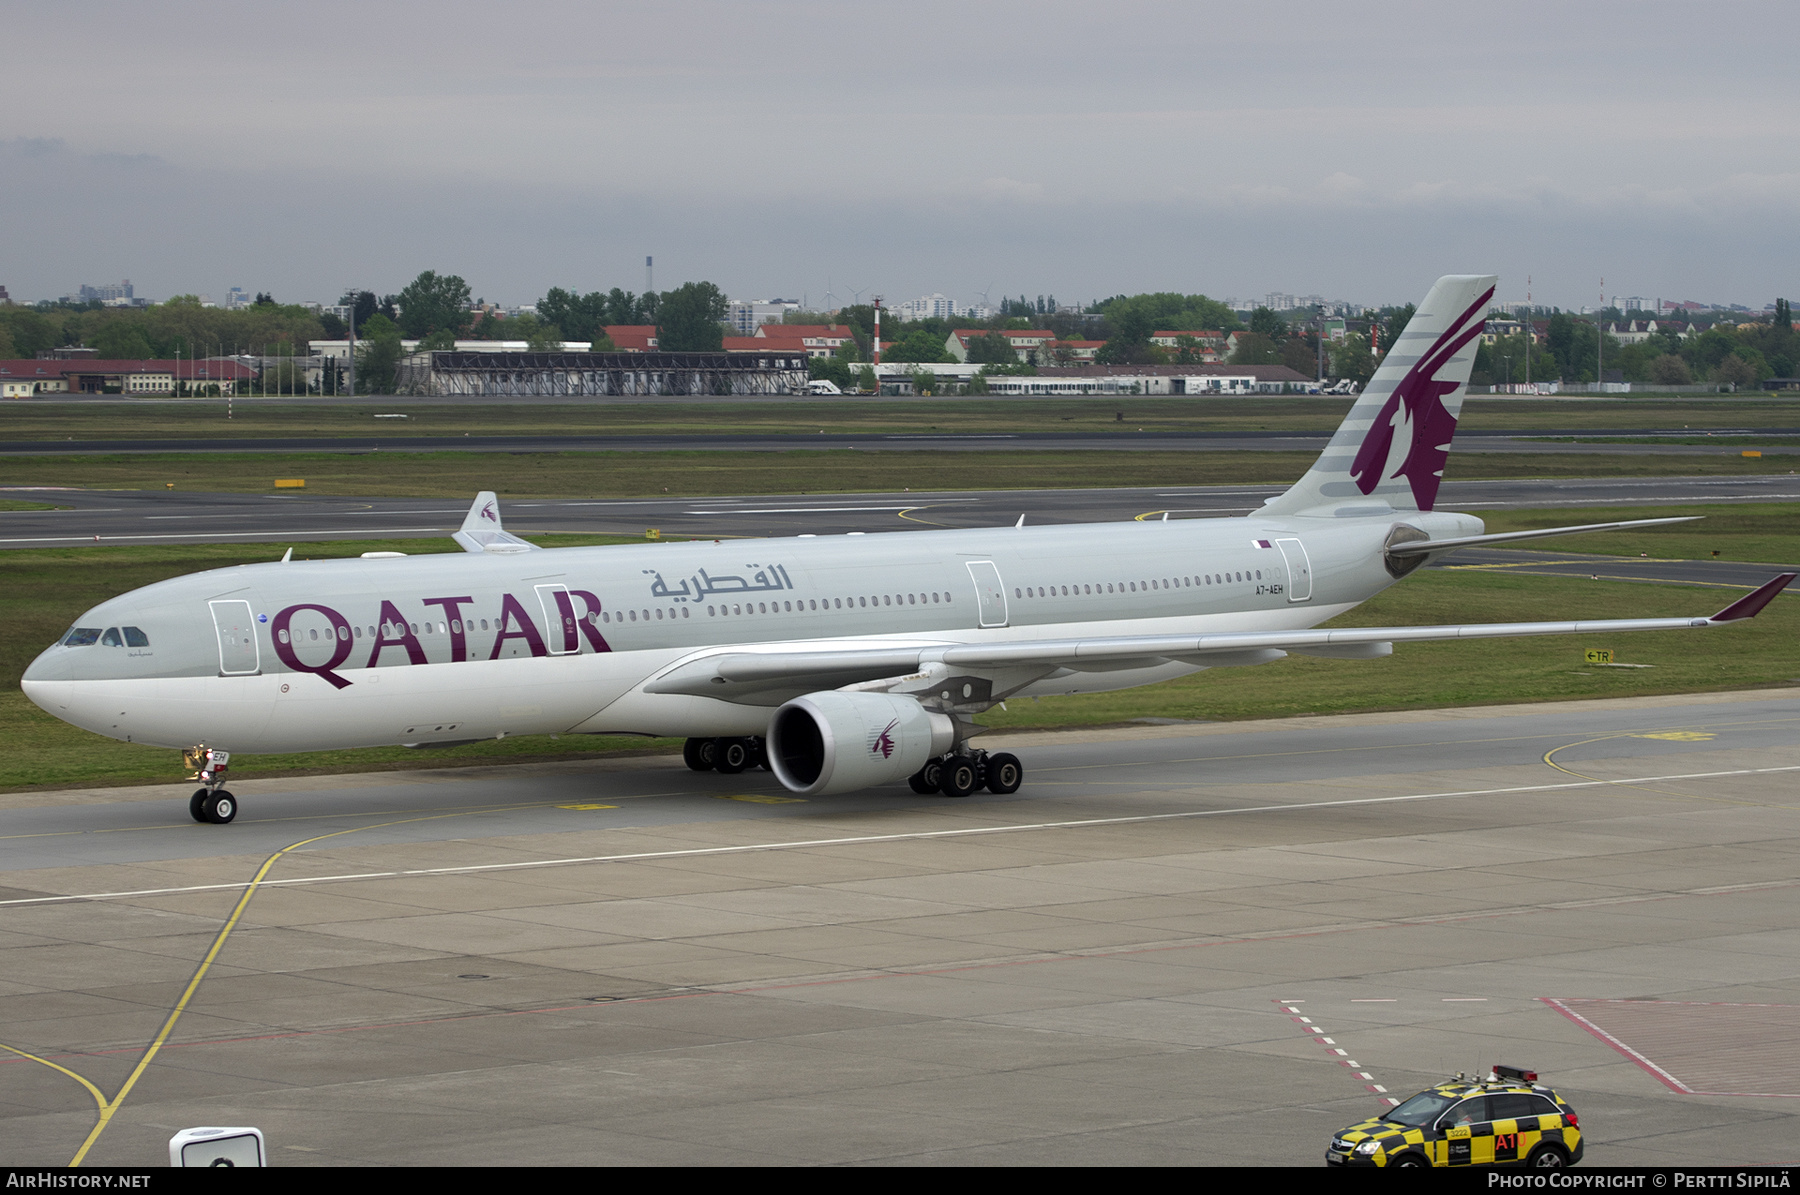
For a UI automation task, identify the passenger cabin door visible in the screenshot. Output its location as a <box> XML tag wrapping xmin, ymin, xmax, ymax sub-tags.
<box><xmin>535</xmin><ymin>584</ymin><xmax>580</xmax><ymax>655</ymax></box>
<box><xmin>209</xmin><ymin>599</ymin><xmax>260</xmax><ymax>675</ymax></box>
<box><xmin>1274</xmin><ymin>538</ymin><xmax>1313</xmax><ymax>602</ymax></box>
<box><xmin>964</xmin><ymin>561</ymin><xmax>1009</xmax><ymax>628</ymax></box>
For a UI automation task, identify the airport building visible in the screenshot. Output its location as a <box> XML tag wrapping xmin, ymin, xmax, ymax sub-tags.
<box><xmin>0</xmin><ymin>358</ymin><xmax>254</xmax><ymax>397</ymax></box>
<box><xmin>943</xmin><ymin>328</ymin><xmax>1058</xmax><ymax>364</ymax></box>
<box><xmin>307</xmin><ymin>338</ymin><xmax>598</xmax><ymax>359</ymax></box>
<box><xmin>394</xmin><ymin>350</ymin><xmax>811</xmax><ymax>397</ymax></box>
<box><xmin>870</xmin><ymin>361</ymin><xmax>1315</xmax><ymax>395</ymax></box>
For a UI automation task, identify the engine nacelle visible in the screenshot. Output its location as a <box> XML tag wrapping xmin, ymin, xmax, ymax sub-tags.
<box><xmin>766</xmin><ymin>691</ymin><xmax>956</xmax><ymax>796</ymax></box>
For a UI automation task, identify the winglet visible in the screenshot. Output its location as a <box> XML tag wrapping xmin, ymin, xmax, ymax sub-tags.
<box><xmin>1708</xmin><ymin>573</ymin><xmax>1796</xmax><ymax>622</ymax></box>
<box><xmin>452</xmin><ymin>491</ymin><xmax>539</xmax><ymax>554</ymax></box>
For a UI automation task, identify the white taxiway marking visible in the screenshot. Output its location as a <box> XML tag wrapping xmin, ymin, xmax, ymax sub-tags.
<box><xmin>4</xmin><ymin>763</ymin><xmax>1797</xmax><ymax>910</ymax></box>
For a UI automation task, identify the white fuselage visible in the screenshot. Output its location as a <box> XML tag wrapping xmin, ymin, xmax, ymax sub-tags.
<box><xmin>22</xmin><ymin>508</ymin><xmax>1481</xmax><ymax>754</ymax></box>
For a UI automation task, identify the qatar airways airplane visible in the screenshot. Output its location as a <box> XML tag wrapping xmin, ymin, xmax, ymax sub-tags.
<box><xmin>21</xmin><ymin>276</ymin><xmax>1793</xmax><ymax>824</ymax></box>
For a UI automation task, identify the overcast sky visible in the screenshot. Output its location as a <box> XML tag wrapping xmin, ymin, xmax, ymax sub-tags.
<box><xmin>5</xmin><ymin>1</ymin><xmax>1796</xmax><ymax>312</ymax></box>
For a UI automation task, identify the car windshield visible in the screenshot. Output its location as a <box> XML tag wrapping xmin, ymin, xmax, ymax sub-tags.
<box><xmin>1383</xmin><ymin>1090</ymin><xmax>1459</xmax><ymax>1127</ymax></box>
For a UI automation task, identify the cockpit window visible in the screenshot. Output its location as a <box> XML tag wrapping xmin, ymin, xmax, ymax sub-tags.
<box><xmin>101</xmin><ymin>628</ymin><xmax>123</xmax><ymax>647</ymax></box>
<box><xmin>123</xmin><ymin>626</ymin><xmax>150</xmax><ymax>647</ymax></box>
<box><xmin>63</xmin><ymin>627</ymin><xmax>102</xmax><ymax>646</ymax></box>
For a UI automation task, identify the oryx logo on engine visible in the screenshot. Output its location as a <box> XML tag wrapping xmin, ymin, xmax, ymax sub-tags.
<box><xmin>869</xmin><ymin>719</ymin><xmax>899</xmax><ymax>759</ymax></box>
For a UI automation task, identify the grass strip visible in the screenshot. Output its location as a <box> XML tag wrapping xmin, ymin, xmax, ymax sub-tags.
<box><xmin>1</xmin><ymin>448</ymin><xmax>1795</xmax><ymax>500</ymax></box>
<box><xmin>5</xmin><ymin>396</ymin><xmax>1799</xmax><ymax>440</ymax></box>
<box><xmin>1477</xmin><ymin>503</ymin><xmax>1800</xmax><ymax>564</ymax></box>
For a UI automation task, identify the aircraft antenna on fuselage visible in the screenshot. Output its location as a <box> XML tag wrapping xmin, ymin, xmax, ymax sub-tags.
<box><xmin>1259</xmin><ymin>274</ymin><xmax>1497</xmax><ymax>519</ymax></box>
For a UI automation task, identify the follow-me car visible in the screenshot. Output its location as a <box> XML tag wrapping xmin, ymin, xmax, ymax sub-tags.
<box><xmin>1329</xmin><ymin>1066</ymin><xmax>1584</xmax><ymax>1168</ymax></box>
<box><xmin>22</xmin><ymin>276</ymin><xmax>1794</xmax><ymax>823</ymax></box>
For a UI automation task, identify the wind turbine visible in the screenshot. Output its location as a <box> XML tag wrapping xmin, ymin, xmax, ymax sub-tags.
<box><xmin>848</xmin><ymin>284</ymin><xmax>868</xmax><ymax>306</ymax></box>
<box><xmin>824</xmin><ymin>276</ymin><xmax>836</xmax><ymax>313</ymax></box>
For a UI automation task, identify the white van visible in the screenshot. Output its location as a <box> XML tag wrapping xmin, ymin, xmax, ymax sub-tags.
<box><xmin>806</xmin><ymin>380</ymin><xmax>842</xmax><ymax>395</ymax></box>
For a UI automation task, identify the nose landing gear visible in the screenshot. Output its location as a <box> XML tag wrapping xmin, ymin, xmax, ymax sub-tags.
<box><xmin>183</xmin><ymin>746</ymin><xmax>238</xmax><ymax>824</ymax></box>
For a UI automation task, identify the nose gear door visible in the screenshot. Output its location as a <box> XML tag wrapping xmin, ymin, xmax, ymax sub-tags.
<box><xmin>209</xmin><ymin>599</ymin><xmax>260</xmax><ymax>675</ymax></box>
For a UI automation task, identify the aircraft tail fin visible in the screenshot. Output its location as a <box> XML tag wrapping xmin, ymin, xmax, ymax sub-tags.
<box><xmin>452</xmin><ymin>491</ymin><xmax>539</xmax><ymax>554</ymax></box>
<box><xmin>1260</xmin><ymin>274</ymin><xmax>1496</xmax><ymax>517</ymax></box>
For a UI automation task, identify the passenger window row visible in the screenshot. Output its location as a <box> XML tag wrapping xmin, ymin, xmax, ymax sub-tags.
<box><xmin>1014</xmin><ymin>571</ymin><xmax>1264</xmax><ymax>600</ymax></box>
<box><xmin>703</xmin><ymin>592</ymin><xmax>952</xmax><ymax>618</ymax></box>
<box><xmin>601</xmin><ymin>608</ymin><xmax>693</xmax><ymax>623</ymax></box>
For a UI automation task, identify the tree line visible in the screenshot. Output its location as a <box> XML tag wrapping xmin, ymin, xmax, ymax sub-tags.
<box><xmin>1472</xmin><ymin>307</ymin><xmax>1794</xmax><ymax>388</ymax></box>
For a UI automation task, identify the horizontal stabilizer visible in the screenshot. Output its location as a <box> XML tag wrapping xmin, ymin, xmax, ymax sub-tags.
<box><xmin>1385</xmin><ymin>517</ymin><xmax>1700</xmax><ymax>556</ymax></box>
<box><xmin>452</xmin><ymin>491</ymin><xmax>540</xmax><ymax>555</ymax></box>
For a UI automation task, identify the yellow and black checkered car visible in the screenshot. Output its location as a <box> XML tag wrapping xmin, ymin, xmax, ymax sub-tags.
<box><xmin>1326</xmin><ymin>1067</ymin><xmax>1583</xmax><ymax>1169</ymax></box>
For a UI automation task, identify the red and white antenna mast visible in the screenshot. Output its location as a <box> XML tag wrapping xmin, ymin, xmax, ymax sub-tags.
<box><xmin>872</xmin><ymin>295</ymin><xmax>883</xmax><ymax>366</ymax></box>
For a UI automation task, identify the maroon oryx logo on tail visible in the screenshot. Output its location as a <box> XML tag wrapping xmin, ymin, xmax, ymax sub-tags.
<box><xmin>480</xmin><ymin>501</ymin><xmax>498</xmax><ymax>523</ymax></box>
<box><xmin>870</xmin><ymin>719</ymin><xmax>899</xmax><ymax>759</ymax></box>
<box><xmin>1349</xmin><ymin>285</ymin><xmax>1493</xmax><ymax>511</ymax></box>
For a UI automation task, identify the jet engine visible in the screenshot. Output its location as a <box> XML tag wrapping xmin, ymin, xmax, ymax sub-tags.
<box><xmin>767</xmin><ymin>691</ymin><xmax>956</xmax><ymax>796</ymax></box>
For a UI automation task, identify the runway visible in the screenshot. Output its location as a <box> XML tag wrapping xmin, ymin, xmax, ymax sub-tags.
<box><xmin>4</xmin><ymin>690</ymin><xmax>1800</xmax><ymax>1165</ymax></box>
<box><xmin>7</xmin><ymin>474</ymin><xmax>1800</xmax><ymax>551</ymax></box>
<box><xmin>4</xmin><ymin>428</ymin><xmax>1798</xmax><ymax>457</ymax></box>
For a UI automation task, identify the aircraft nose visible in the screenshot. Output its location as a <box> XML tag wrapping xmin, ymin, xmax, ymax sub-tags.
<box><xmin>22</xmin><ymin>645</ymin><xmax>70</xmax><ymax>685</ymax></box>
<box><xmin>21</xmin><ymin>647</ymin><xmax>71</xmax><ymax>712</ymax></box>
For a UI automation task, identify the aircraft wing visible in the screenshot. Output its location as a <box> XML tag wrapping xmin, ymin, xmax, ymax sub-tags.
<box><xmin>644</xmin><ymin>573</ymin><xmax>1795</xmax><ymax>705</ymax></box>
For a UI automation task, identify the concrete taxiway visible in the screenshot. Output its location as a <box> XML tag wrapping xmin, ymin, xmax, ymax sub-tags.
<box><xmin>3</xmin><ymin>689</ymin><xmax>1799</xmax><ymax>1166</ymax></box>
<box><xmin>6</xmin><ymin>474</ymin><xmax>1799</xmax><ymax>551</ymax></box>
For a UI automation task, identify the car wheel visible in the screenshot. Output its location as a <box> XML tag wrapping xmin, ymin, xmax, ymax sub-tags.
<box><xmin>1389</xmin><ymin>1153</ymin><xmax>1429</xmax><ymax>1169</ymax></box>
<box><xmin>1526</xmin><ymin>1145</ymin><xmax>1568</xmax><ymax>1169</ymax></box>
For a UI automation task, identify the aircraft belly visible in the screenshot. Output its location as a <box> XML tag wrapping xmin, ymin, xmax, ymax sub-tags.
<box><xmin>51</xmin><ymin>651</ymin><xmax>653</xmax><ymax>754</ymax></box>
<box><xmin>52</xmin><ymin>674</ymin><xmax>277</xmax><ymax>750</ymax></box>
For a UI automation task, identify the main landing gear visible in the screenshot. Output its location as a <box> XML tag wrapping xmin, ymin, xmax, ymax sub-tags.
<box><xmin>683</xmin><ymin>736</ymin><xmax>769</xmax><ymax>775</ymax></box>
<box><xmin>182</xmin><ymin>746</ymin><xmax>238</xmax><ymax>824</ymax></box>
<box><xmin>909</xmin><ymin>749</ymin><xmax>1022</xmax><ymax>798</ymax></box>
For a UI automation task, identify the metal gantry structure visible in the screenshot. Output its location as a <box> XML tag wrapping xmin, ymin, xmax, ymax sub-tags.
<box><xmin>395</xmin><ymin>351</ymin><xmax>811</xmax><ymax>398</ymax></box>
